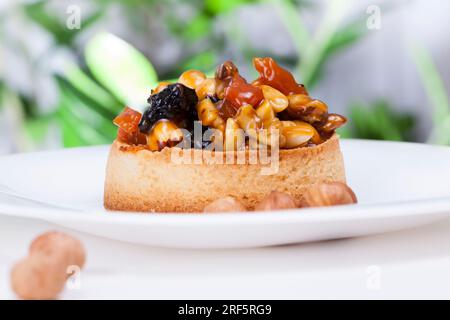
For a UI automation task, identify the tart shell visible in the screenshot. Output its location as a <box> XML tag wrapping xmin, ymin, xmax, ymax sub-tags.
<box><xmin>104</xmin><ymin>134</ymin><xmax>346</xmax><ymax>212</ymax></box>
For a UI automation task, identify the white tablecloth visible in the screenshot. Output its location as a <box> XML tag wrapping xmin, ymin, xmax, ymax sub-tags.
<box><xmin>1</xmin><ymin>215</ymin><xmax>450</xmax><ymax>299</ymax></box>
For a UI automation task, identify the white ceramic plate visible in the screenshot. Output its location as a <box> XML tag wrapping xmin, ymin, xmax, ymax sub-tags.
<box><xmin>1</xmin><ymin>139</ymin><xmax>450</xmax><ymax>249</ymax></box>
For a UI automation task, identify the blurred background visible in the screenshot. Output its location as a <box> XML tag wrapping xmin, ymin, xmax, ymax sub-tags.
<box><xmin>0</xmin><ymin>0</ymin><xmax>449</xmax><ymax>154</ymax></box>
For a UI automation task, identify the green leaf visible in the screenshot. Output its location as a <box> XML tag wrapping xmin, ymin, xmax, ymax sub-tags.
<box><xmin>59</xmin><ymin>66</ymin><xmax>123</xmax><ymax>114</ymax></box>
<box><xmin>85</xmin><ymin>32</ymin><xmax>158</xmax><ymax>109</ymax></box>
<box><xmin>55</xmin><ymin>75</ymin><xmax>117</xmax><ymax>122</ymax></box>
<box><xmin>55</xmin><ymin>79</ymin><xmax>117</xmax><ymax>147</ymax></box>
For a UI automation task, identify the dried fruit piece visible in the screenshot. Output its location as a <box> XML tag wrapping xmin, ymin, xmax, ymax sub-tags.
<box><xmin>114</xmin><ymin>107</ymin><xmax>147</xmax><ymax>145</ymax></box>
<box><xmin>139</xmin><ymin>83</ymin><xmax>198</xmax><ymax>133</ymax></box>
<box><xmin>215</xmin><ymin>61</ymin><xmax>263</xmax><ymax>111</ymax></box>
<box><xmin>114</xmin><ymin>107</ymin><xmax>142</xmax><ymax>135</ymax></box>
<box><xmin>253</xmin><ymin>57</ymin><xmax>308</xmax><ymax>96</ymax></box>
<box><xmin>224</xmin><ymin>74</ymin><xmax>263</xmax><ymax>110</ymax></box>
<box><xmin>117</xmin><ymin>128</ymin><xmax>147</xmax><ymax>145</ymax></box>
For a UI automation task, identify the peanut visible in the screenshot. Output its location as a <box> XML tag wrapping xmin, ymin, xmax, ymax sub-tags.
<box><xmin>178</xmin><ymin>70</ymin><xmax>206</xmax><ymax>89</ymax></box>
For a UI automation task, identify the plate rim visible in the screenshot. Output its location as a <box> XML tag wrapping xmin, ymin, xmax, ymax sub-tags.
<box><xmin>1</xmin><ymin>196</ymin><xmax>450</xmax><ymax>227</ymax></box>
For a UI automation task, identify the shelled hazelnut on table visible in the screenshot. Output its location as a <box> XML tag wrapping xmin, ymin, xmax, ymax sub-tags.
<box><xmin>10</xmin><ymin>231</ymin><xmax>86</xmax><ymax>300</ymax></box>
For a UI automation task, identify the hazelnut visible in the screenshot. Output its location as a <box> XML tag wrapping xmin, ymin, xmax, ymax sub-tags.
<box><xmin>255</xmin><ymin>191</ymin><xmax>297</xmax><ymax>211</ymax></box>
<box><xmin>300</xmin><ymin>182</ymin><xmax>357</xmax><ymax>208</ymax></box>
<box><xmin>11</xmin><ymin>231</ymin><xmax>86</xmax><ymax>300</ymax></box>
<box><xmin>11</xmin><ymin>255</ymin><xmax>66</xmax><ymax>300</ymax></box>
<box><xmin>203</xmin><ymin>196</ymin><xmax>247</xmax><ymax>213</ymax></box>
<box><xmin>30</xmin><ymin>231</ymin><xmax>86</xmax><ymax>269</ymax></box>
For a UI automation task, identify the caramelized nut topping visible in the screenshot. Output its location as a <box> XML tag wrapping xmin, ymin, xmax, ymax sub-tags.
<box><xmin>114</xmin><ymin>57</ymin><xmax>347</xmax><ymax>151</ymax></box>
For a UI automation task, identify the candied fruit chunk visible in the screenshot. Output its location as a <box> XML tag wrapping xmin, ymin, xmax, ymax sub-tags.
<box><xmin>223</xmin><ymin>74</ymin><xmax>263</xmax><ymax>111</ymax></box>
<box><xmin>253</xmin><ymin>57</ymin><xmax>308</xmax><ymax>96</ymax></box>
<box><xmin>117</xmin><ymin>128</ymin><xmax>147</xmax><ymax>145</ymax></box>
<box><xmin>114</xmin><ymin>107</ymin><xmax>147</xmax><ymax>145</ymax></box>
<box><xmin>214</xmin><ymin>61</ymin><xmax>263</xmax><ymax>115</ymax></box>
<box><xmin>113</xmin><ymin>106</ymin><xmax>142</xmax><ymax>135</ymax></box>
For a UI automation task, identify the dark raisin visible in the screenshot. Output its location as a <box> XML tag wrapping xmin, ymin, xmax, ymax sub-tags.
<box><xmin>139</xmin><ymin>83</ymin><xmax>198</xmax><ymax>133</ymax></box>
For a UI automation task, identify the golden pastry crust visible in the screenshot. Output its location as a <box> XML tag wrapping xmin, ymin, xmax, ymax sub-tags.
<box><xmin>103</xmin><ymin>134</ymin><xmax>346</xmax><ymax>213</ymax></box>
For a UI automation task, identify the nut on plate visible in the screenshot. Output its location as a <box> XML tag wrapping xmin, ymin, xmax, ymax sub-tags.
<box><xmin>300</xmin><ymin>182</ymin><xmax>357</xmax><ymax>207</ymax></box>
<box><xmin>203</xmin><ymin>196</ymin><xmax>247</xmax><ymax>213</ymax></box>
<box><xmin>255</xmin><ymin>191</ymin><xmax>297</xmax><ymax>211</ymax></box>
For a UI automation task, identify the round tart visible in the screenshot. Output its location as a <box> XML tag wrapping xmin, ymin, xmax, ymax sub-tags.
<box><xmin>104</xmin><ymin>134</ymin><xmax>345</xmax><ymax>212</ymax></box>
<box><xmin>103</xmin><ymin>58</ymin><xmax>348</xmax><ymax>213</ymax></box>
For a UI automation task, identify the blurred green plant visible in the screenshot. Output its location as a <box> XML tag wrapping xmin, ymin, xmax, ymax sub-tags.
<box><xmin>337</xmin><ymin>100</ymin><xmax>416</xmax><ymax>141</ymax></box>
<box><xmin>23</xmin><ymin>0</ymin><xmax>104</xmax><ymax>45</ymax></box>
<box><xmin>411</xmin><ymin>44</ymin><xmax>450</xmax><ymax>145</ymax></box>
<box><xmin>1</xmin><ymin>0</ymin><xmax>436</xmax><ymax>150</ymax></box>
<box><xmin>274</xmin><ymin>0</ymin><xmax>368</xmax><ymax>88</ymax></box>
<box><xmin>55</xmin><ymin>33</ymin><xmax>158</xmax><ymax>147</ymax></box>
